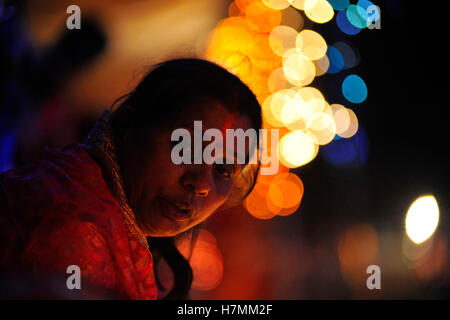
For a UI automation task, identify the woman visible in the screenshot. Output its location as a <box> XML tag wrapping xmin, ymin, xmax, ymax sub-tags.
<box><xmin>0</xmin><ymin>59</ymin><xmax>262</xmax><ymax>299</ymax></box>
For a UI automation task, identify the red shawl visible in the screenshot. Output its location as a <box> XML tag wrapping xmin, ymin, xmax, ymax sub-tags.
<box><xmin>0</xmin><ymin>144</ymin><xmax>158</xmax><ymax>299</ymax></box>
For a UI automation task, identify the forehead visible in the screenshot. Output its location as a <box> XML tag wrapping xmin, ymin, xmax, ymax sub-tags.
<box><xmin>176</xmin><ymin>99</ymin><xmax>252</xmax><ymax>132</ymax></box>
<box><xmin>171</xmin><ymin>99</ymin><xmax>256</xmax><ymax>163</ymax></box>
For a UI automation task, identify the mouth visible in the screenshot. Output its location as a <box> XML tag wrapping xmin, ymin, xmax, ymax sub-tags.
<box><xmin>160</xmin><ymin>198</ymin><xmax>193</xmax><ymax>222</ymax></box>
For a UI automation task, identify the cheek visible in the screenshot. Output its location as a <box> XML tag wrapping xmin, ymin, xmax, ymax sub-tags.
<box><xmin>144</xmin><ymin>155</ymin><xmax>184</xmax><ymax>195</ymax></box>
<box><xmin>216</xmin><ymin>179</ymin><xmax>233</xmax><ymax>201</ymax></box>
<box><xmin>135</xmin><ymin>140</ymin><xmax>183</xmax><ymax>204</ymax></box>
<box><xmin>199</xmin><ymin>179</ymin><xmax>232</xmax><ymax>215</ymax></box>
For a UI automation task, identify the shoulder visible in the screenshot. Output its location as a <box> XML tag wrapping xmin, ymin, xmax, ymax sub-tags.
<box><xmin>0</xmin><ymin>144</ymin><xmax>122</xmax><ymax>272</ymax></box>
<box><xmin>0</xmin><ymin>144</ymin><xmax>116</xmax><ymax>229</ymax></box>
<box><xmin>23</xmin><ymin>219</ymin><xmax>117</xmax><ymax>292</ymax></box>
<box><xmin>0</xmin><ymin>143</ymin><xmax>105</xmax><ymax>197</ymax></box>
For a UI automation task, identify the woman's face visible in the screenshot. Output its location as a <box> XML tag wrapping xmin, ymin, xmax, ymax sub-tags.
<box><xmin>122</xmin><ymin>100</ymin><xmax>253</xmax><ymax>237</ymax></box>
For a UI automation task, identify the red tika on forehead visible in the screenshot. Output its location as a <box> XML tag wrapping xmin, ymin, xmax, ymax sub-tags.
<box><xmin>217</xmin><ymin>102</ymin><xmax>246</xmax><ymax>134</ymax></box>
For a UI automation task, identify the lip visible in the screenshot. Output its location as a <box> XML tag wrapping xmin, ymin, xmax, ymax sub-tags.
<box><xmin>159</xmin><ymin>198</ymin><xmax>193</xmax><ymax>222</ymax></box>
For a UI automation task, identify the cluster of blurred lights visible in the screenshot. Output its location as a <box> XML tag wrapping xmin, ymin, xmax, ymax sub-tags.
<box><xmin>244</xmin><ymin>170</ymin><xmax>304</xmax><ymax>219</ymax></box>
<box><xmin>204</xmin><ymin>0</ymin><xmax>370</xmax><ymax>219</ymax></box>
<box><xmin>332</xmin><ymin>0</ymin><xmax>380</xmax><ymax>34</ymax></box>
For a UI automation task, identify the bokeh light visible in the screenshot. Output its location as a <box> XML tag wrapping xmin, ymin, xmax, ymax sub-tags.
<box><xmin>244</xmin><ymin>182</ymin><xmax>280</xmax><ymax>219</ymax></box>
<box><xmin>326</xmin><ymin>45</ymin><xmax>344</xmax><ymax>74</ymax></box>
<box><xmin>267</xmin><ymin>172</ymin><xmax>304</xmax><ymax>215</ymax></box>
<box><xmin>269</xmin><ymin>25</ymin><xmax>298</xmax><ymax>57</ymax></box>
<box><xmin>331</xmin><ymin>104</ymin><xmax>350</xmax><ymax>135</ymax></box>
<box><xmin>313</xmin><ymin>54</ymin><xmax>330</xmax><ymax>75</ymax></box>
<box><xmin>306</xmin><ymin>111</ymin><xmax>336</xmax><ymax>145</ymax></box>
<box><xmin>346</xmin><ymin>4</ymin><xmax>369</xmax><ymax>29</ymax></box>
<box><xmin>296</xmin><ymin>29</ymin><xmax>328</xmax><ymax>61</ymax></box>
<box><xmin>205</xmin><ymin>0</ymin><xmax>366</xmax><ymax>220</ymax></box>
<box><xmin>304</xmin><ymin>0</ymin><xmax>334</xmax><ymax>24</ymax></box>
<box><xmin>267</xmin><ymin>89</ymin><xmax>297</xmax><ymax>127</ymax></box>
<box><xmin>248</xmin><ymin>33</ymin><xmax>280</xmax><ymax>71</ymax></box>
<box><xmin>342</xmin><ymin>74</ymin><xmax>368</xmax><ymax>103</ymax></box>
<box><xmin>333</xmin><ymin>41</ymin><xmax>359</xmax><ymax>69</ymax></box>
<box><xmin>405</xmin><ymin>195</ymin><xmax>440</xmax><ymax>244</ymax></box>
<box><xmin>321</xmin><ymin>125</ymin><xmax>369</xmax><ymax>167</ymax></box>
<box><xmin>336</xmin><ymin>9</ymin><xmax>361</xmax><ymax>35</ymax></box>
<box><xmin>358</xmin><ymin>0</ymin><xmax>380</xmax><ymax>22</ymax></box>
<box><xmin>279</xmin><ymin>130</ymin><xmax>318</xmax><ymax>167</ymax></box>
<box><xmin>177</xmin><ymin>229</ymin><xmax>224</xmax><ymax>291</ymax></box>
<box><xmin>283</xmin><ymin>51</ymin><xmax>316</xmax><ymax>86</ymax></box>
<box><xmin>268</xmin><ymin>67</ymin><xmax>292</xmax><ymax>93</ymax></box>
<box><xmin>335</xmin><ymin>106</ymin><xmax>358</xmax><ymax>138</ymax></box>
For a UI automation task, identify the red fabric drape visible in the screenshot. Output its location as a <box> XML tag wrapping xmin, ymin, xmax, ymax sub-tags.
<box><xmin>0</xmin><ymin>144</ymin><xmax>157</xmax><ymax>299</ymax></box>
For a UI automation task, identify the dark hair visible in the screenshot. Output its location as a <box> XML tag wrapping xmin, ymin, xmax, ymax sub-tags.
<box><xmin>110</xmin><ymin>58</ymin><xmax>262</xmax><ymax>299</ymax></box>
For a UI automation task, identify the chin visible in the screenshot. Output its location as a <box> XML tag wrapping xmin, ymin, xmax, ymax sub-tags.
<box><xmin>138</xmin><ymin>208</ymin><xmax>194</xmax><ymax>238</ymax></box>
<box><xmin>143</xmin><ymin>220</ymin><xmax>182</xmax><ymax>237</ymax></box>
<box><xmin>148</xmin><ymin>229</ymin><xmax>180</xmax><ymax>237</ymax></box>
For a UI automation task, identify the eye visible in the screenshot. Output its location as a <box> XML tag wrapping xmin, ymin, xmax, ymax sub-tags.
<box><xmin>215</xmin><ymin>165</ymin><xmax>232</xmax><ymax>179</ymax></box>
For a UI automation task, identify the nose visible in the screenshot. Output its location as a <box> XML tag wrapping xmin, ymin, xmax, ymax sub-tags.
<box><xmin>181</xmin><ymin>165</ymin><xmax>212</xmax><ymax>197</ymax></box>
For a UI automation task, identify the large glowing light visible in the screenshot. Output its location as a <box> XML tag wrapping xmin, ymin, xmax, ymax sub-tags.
<box><xmin>279</xmin><ymin>130</ymin><xmax>318</xmax><ymax>167</ymax></box>
<box><xmin>304</xmin><ymin>0</ymin><xmax>334</xmax><ymax>24</ymax></box>
<box><xmin>406</xmin><ymin>195</ymin><xmax>440</xmax><ymax>244</ymax></box>
<box><xmin>283</xmin><ymin>51</ymin><xmax>316</xmax><ymax>86</ymax></box>
<box><xmin>296</xmin><ymin>29</ymin><xmax>328</xmax><ymax>61</ymax></box>
<box><xmin>269</xmin><ymin>25</ymin><xmax>298</xmax><ymax>57</ymax></box>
